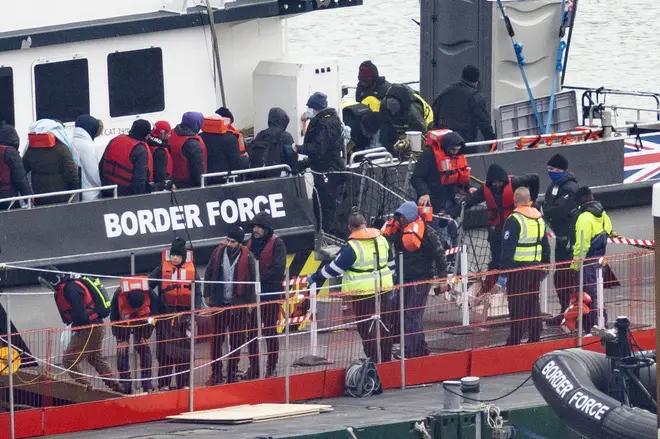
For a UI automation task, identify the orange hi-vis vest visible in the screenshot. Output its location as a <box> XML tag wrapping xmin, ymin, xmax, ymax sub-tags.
<box><xmin>426</xmin><ymin>129</ymin><xmax>470</xmax><ymax>185</ymax></box>
<box><xmin>160</xmin><ymin>249</ymin><xmax>194</xmax><ymax>307</ymax></box>
<box><xmin>119</xmin><ymin>276</ymin><xmax>151</xmax><ymax>320</ymax></box>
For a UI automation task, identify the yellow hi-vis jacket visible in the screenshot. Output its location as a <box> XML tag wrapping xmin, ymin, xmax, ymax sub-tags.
<box><xmin>510</xmin><ymin>206</ymin><xmax>546</xmax><ymax>263</ymax></box>
<box><xmin>342</xmin><ymin>228</ymin><xmax>394</xmax><ymax>295</ymax></box>
<box><xmin>571</xmin><ymin>205</ymin><xmax>612</xmax><ymax>270</ymax></box>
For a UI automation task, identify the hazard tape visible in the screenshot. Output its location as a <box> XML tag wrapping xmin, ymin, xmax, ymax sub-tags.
<box><xmin>546</xmin><ymin>232</ymin><xmax>654</xmax><ymax>247</ymax></box>
<box><xmin>276</xmin><ymin>314</ymin><xmax>311</xmax><ymax>327</ymax></box>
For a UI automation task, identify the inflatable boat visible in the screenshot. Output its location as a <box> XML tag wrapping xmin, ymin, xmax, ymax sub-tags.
<box><xmin>532</xmin><ymin>318</ymin><xmax>657</xmax><ymax>439</ymax></box>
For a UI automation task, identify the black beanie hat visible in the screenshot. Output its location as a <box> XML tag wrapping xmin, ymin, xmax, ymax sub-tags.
<box><xmin>227</xmin><ymin>225</ymin><xmax>245</xmax><ymax>243</ymax></box>
<box><xmin>170</xmin><ymin>237</ymin><xmax>187</xmax><ymax>257</ymax></box>
<box><xmin>127</xmin><ymin>289</ymin><xmax>146</xmax><ymax>310</ymax></box>
<box><xmin>215</xmin><ymin>107</ymin><xmax>234</xmax><ymax>124</ymax></box>
<box><xmin>547</xmin><ymin>153</ymin><xmax>569</xmax><ymax>170</ymax></box>
<box><xmin>462</xmin><ymin>65</ymin><xmax>480</xmax><ymax>83</ymax></box>
<box><xmin>129</xmin><ymin>119</ymin><xmax>152</xmax><ymax>141</ymax></box>
<box><xmin>306</xmin><ymin>92</ymin><xmax>328</xmax><ymax>111</ymax></box>
<box><xmin>575</xmin><ymin>186</ymin><xmax>593</xmax><ymax>203</ymax></box>
<box><xmin>0</xmin><ymin>123</ymin><xmax>20</xmax><ymax>149</ymax></box>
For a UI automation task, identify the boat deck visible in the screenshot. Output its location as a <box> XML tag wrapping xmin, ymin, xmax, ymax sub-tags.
<box><xmin>48</xmin><ymin>372</ymin><xmax>541</xmax><ymax>439</ymax></box>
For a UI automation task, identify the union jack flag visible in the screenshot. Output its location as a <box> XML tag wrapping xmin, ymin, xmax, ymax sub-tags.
<box><xmin>624</xmin><ymin>133</ymin><xmax>660</xmax><ymax>183</ymax></box>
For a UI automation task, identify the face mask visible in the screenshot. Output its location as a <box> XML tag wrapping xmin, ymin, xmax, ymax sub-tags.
<box><xmin>307</xmin><ymin>108</ymin><xmax>315</xmax><ymax>119</ymax></box>
<box><xmin>548</xmin><ymin>171</ymin><xmax>566</xmax><ymax>182</ymax></box>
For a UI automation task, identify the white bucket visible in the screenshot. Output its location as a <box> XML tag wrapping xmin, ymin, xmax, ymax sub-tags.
<box><xmin>406</xmin><ymin>131</ymin><xmax>423</xmax><ymax>152</ymax></box>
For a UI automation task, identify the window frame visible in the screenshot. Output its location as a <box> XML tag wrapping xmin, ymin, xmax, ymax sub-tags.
<box><xmin>0</xmin><ymin>66</ymin><xmax>15</xmax><ymax>127</ymax></box>
<box><xmin>32</xmin><ymin>56</ymin><xmax>91</xmax><ymax>124</ymax></box>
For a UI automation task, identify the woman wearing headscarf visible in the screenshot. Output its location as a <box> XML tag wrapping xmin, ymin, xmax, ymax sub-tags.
<box><xmin>72</xmin><ymin>115</ymin><xmax>103</xmax><ymax>201</ymax></box>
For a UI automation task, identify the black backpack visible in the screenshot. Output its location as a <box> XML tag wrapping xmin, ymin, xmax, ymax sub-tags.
<box><xmin>78</xmin><ymin>276</ymin><xmax>111</xmax><ymax>319</ymax></box>
<box><xmin>344</xmin><ymin>358</ymin><xmax>383</xmax><ymax>397</ymax></box>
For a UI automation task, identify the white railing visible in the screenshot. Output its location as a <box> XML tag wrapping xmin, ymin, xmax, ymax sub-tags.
<box><xmin>200</xmin><ymin>165</ymin><xmax>292</xmax><ymax>188</ymax></box>
<box><xmin>0</xmin><ymin>185</ymin><xmax>118</xmax><ymax>210</ymax></box>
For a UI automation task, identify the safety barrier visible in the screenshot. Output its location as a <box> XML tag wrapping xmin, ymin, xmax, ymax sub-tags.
<box><xmin>0</xmin><ymin>185</ymin><xmax>119</xmax><ymax>209</ymax></box>
<box><xmin>200</xmin><ymin>164</ymin><xmax>293</xmax><ymax>187</ymax></box>
<box><xmin>0</xmin><ymin>250</ymin><xmax>653</xmax><ymax>432</ymax></box>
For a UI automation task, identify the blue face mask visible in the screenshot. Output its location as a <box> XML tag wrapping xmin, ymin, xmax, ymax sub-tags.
<box><xmin>548</xmin><ymin>171</ymin><xmax>567</xmax><ymax>182</ymax></box>
<box><xmin>307</xmin><ymin>108</ymin><xmax>315</xmax><ymax>119</ymax></box>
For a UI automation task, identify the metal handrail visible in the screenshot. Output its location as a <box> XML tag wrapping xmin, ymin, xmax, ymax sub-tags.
<box><xmin>363</xmin><ymin>152</ymin><xmax>394</xmax><ymax>163</ymax></box>
<box><xmin>0</xmin><ymin>185</ymin><xmax>118</xmax><ymax>210</ymax></box>
<box><xmin>201</xmin><ymin>165</ymin><xmax>292</xmax><ymax>188</ymax></box>
<box><xmin>564</xmin><ymin>85</ymin><xmax>660</xmax><ymax>125</ymax></box>
<box><xmin>348</xmin><ymin>147</ymin><xmax>388</xmax><ymax>165</ymax></box>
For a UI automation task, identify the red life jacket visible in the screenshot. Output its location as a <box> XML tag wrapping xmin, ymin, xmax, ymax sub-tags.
<box><xmin>0</xmin><ymin>145</ymin><xmax>13</xmax><ymax>194</ymax></box>
<box><xmin>55</xmin><ymin>280</ymin><xmax>100</xmax><ymax>325</ymax></box>
<box><xmin>118</xmin><ymin>277</ymin><xmax>152</xmax><ymax>320</ymax></box>
<box><xmin>169</xmin><ymin>130</ymin><xmax>208</xmax><ymax>184</ymax></box>
<box><xmin>102</xmin><ymin>135</ymin><xmax>153</xmax><ymax>188</ymax></box>
<box><xmin>401</xmin><ymin>217</ymin><xmax>426</xmax><ymax>252</ymax></box>
<box><xmin>246</xmin><ymin>234</ymin><xmax>277</xmax><ymax>275</ymax></box>
<box><xmin>160</xmin><ymin>249</ymin><xmax>195</xmax><ymax>307</ymax></box>
<box><xmin>426</xmin><ymin>129</ymin><xmax>471</xmax><ymax>185</ymax></box>
<box><xmin>484</xmin><ymin>176</ymin><xmax>514</xmax><ymax>226</ymax></box>
<box><xmin>148</xmin><ymin>145</ymin><xmax>173</xmax><ymax>178</ymax></box>
<box><xmin>208</xmin><ymin>244</ymin><xmax>251</xmax><ymax>299</ymax></box>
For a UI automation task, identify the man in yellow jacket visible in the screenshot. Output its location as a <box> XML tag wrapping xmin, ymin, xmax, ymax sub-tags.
<box><xmin>570</xmin><ymin>186</ymin><xmax>613</xmax><ymax>330</ymax></box>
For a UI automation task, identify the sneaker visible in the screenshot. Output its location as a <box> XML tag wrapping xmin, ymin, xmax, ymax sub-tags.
<box><xmin>158</xmin><ymin>385</ymin><xmax>170</xmax><ymax>392</ymax></box>
<box><xmin>265</xmin><ymin>369</ymin><xmax>277</xmax><ymax>378</ymax></box>
<box><xmin>143</xmin><ymin>382</ymin><xmax>154</xmax><ymax>393</ymax></box>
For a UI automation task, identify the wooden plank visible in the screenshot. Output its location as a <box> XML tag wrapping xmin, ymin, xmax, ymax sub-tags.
<box><xmin>166</xmin><ymin>403</ymin><xmax>333</xmax><ymax>424</ymax></box>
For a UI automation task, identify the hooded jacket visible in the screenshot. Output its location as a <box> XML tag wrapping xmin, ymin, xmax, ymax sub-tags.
<box><xmin>543</xmin><ymin>172</ymin><xmax>579</xmax><ymax>237</ymax></box>
<box><xmin>72</xmin><ymin>126</ymin><xmax>102</xmax><ymax>201</ymax></box>
<box><xmin>203</xmin><ymin>244</ymin><xmax>256</xmax><ymax>307</ymax></box>
<box><xmin>355</xmin><ymin>61</ymin><xmax>392</xmax><ymax>103</ymax></box>
<box><xmin>0</xmin><ymin>125</ymin><xmax>32</xmax><ymax>207</ymax></box>
<box><xmin>385</xmin><ymin>220</ymin><xmax>447</xmax><ymax>282</ymax></box>
<box><xmin>432</xmin><ymin>79</ymin><xmax>496</xmax><ymax>144</ymax></box>
<box><xmin>250</xmin><ymin>107</ymin><xmax>297</xmax><ymax>175</ymax></box>
<box><xmin>570</xmin><ymin>200</ymin><xmax>612</xmax><ymax>265</ymax></box>
<box><xmin>199</xmin><ymin>123</ymin><xmax>248</xmax><ymax>186</ymax></box>
<box><xmin>23</xmin><ymin>140</ymin><xmax>79</xmax><ymax>205</ymax></box>
<box><xmin>379</xmin><ymin>84</ymin><xmax>428</xmax><ymax>154</ymax></box>
<box><xmin>246</xmin><ymin>211</ymin><xmax>287</xmax><ymax>296</ymax></box>
<box><xmin>411</xmin><ymin>132</ymin><xmax>468</xmax><ymax>214</ymax></box>
<box><xmin>465</xmin><ymin>164</ymin><xmax>540</xmax><ymax>219</ymax></box>
<box><xmin>299</xmin><ymin>108</ymin><xmax>346</xmax><ymax>172</ymax></box>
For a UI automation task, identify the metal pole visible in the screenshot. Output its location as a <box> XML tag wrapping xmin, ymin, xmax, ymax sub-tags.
<box><xmin>373</xmin><ymin>253</ymin><xmax>382</xmax><ymax>364</ymax></box>
<box><xmin>6</xmin><ymin>293</ymin><xmax>15</xmax><ymax>439</ymax></box>
<box><xmin>461</xmin><ymin>245</ymin><xmax>469</xmax><ymax>326</ymax></box>
<box><xmin>284</xmin><ymin>267</ymin><xmax>291</xmax><ymax>403</ymax></box>
<box><xmin>310</xmin><ymin>283</ymin><xmax>318</xmax><ymax>357</ymax></box>
<box><xmin>653</xmin><ymin>182</ymin><xmax>660</xmax><ymax>435</ymax></box>
<box><xmin>255</xmin><ymin>261</ymin><xmax>264</xmax><ymax>380</ymax></box>
<box><xmin>398</xmin><ymin>252</ymin><xmax>405</xmax><ymax>389</ymax></box>
<box><xmin>130</xmin><ymin>253</ymin><xmax>136</xmax><ymax>276</ymax></box>
<box><xmin>577</xmin><ymin>231</ymin><xmax>585</xmax><ymax>347</ymax></box>
<box><xmin>188</xmin><ymin>281</ymin><xmax>196</xmax><ymax>412</ymax></box>
<box><xmin>597</xmin><ymin>264</ymin><xmax>605</xmax><ymax>328</ymax></box>
<box><xmin>540</xmin><ymin>275</ymin><xmax>549</xmax><ymax>314</ymax></box>
<box><xmin>130</xmin><ymin>252</ymin><xmax>137</xmax><ymax>392</ymax></box>
<box><xmin>475</xmin><ymin>411</ymin><xmax>482</xmax><ymax>439</ymax></box>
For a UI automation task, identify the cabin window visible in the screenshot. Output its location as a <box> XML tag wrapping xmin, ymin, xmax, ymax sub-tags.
<box><xmin>107</xmin><ymin>48</ymin><xmax>165</xmax><ymax>118</ymax></box>
<box><xmin>0</xmin><ymin>67</ymin><xmax>14</xmax><ymax>126</ymax></box>
<box><xmin>34</xmin><ymin>59</ymin><xmax>90</xmax><ymax>123</ymax></box>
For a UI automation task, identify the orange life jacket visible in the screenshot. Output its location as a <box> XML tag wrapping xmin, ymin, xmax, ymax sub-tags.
<box><xmin>201</xmin><ymin>115</ymin><xmax>230</xmax><ymax>135</ymax></box>
<box><xmin>561</xmin><ymin>292</ymin><xmax>592</xmax><ymax>333</ymax></box>
<box><xmin>426</xmin><ymin>129</ymin><xmax>470</xmax><ymax>185</ymax></box>
<box><xmin>418</xmin><ymin>205</ymin><xmax>433</xmax><ymax>222</ymax></box>
<box><xmin>118</xmin><ymin>276</ymin><xmax>152</xmax><ymax>320</ymax></box>
<box><xmin>55</xmin><ymin>280</ymin><xmax>99</xmax><ymax>325</ymax></box>
<box><xmin>401</xmin><ymin>217</ymin><xmax>426</xmax><ymax>252</ymax></box>
<box><xmin>484</xmin><ymin>176</ymin><xmax>514</xmax><ymax>227</ymax></box>
<box><xmin>160</xmin><ymin>249</ymin><xmax>195</xmax><ymax>307</ymax></box>
<box><xmin>227</xmin><ymin>124</ymin><xmax>246</xmax><ymax>155</ymax></box>
<box><xmin>169</xmin><ymin>130</ymin><xmax>208</xmax><ymax>184</ymax></box>
<box><xmin>28</xmin><ymin>132</ymin><xmax>57</xmax><ymax>148</ymax></box>
<box><xmin>102</xmin><ymin>135</ymin><xmax>154</xmax><ymax>188</ymax></box>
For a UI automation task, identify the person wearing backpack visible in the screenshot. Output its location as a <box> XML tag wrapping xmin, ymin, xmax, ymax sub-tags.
<box><xmin>250</xmin><ymin>107</ymin><xmax>298</xmax><ymax>178</ymax></box>
<box><xmin>39</xmin><ymin>267</ymin><xmax>121</xmax><ymax>393</ymax></box>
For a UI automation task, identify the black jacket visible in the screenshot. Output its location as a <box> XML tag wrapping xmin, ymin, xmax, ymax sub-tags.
<box><xmin>543</xmin><ymin>172</ymin><xmax>579</xmax><ymax>237</ymax></box>
<box><xmin>200</xmin><ymin>129</ymin><xmax>248</xmax><ymax>185</ymax></box>
<box><xmin>203</xmin><ymin>245</ymin><xmax>257</xmax><ymax>307</ymax></box>
<box><xmin>173</xmin><ymin>125</ymin><xmax>206</xmax><ymax>188</ymax></box>
<box><xmin>0</xmin><ymin>145</ymin><xmax>32</xmax><ymax>208</ymax></box>
<box><xmin>432</xmin><ymin>80</ymin><xmax>496</xmax><ymax>143</ymax></box>
<box><xmin>146</xmin><ymin>135</ymin><xmax>171</xmax><ymax>184</ymax></box>
<box><xmin>148</xmin><ymin>265</ymin><xmax>202</xmax><ymax>313</ymax></box>
<box><xmin>499</xmin><ymin>212</ymin><xmax>551</xmax><ymax>269</ymax></box>
<box><xmin>250</xmin><ymin>107</ymin><xmax>297</xmax><ymax>177</ymax></box>
<box><xmin>386</xmin><ymin>224</ymin><xmax>447</xmax><ymax>282</ymax></box>
<box><xmin>299</xmin><ymin>108</ymin><xmax>346</xmax><ymax>172</ymax></box>
<box><xmin>249</xmin><ymin>234</ymin><xmax>286</xmax><ymax>297</ymax></box>
<box><xmin>24</xmin><ymin>141</ymin><xmax>79</xmax><ymax>205</ymax></box>
<box><xmin>58</xmin><ymin>281</ymin><xmax>103</xmax><ymax>327</ymax></box>
<box><xmin>410</xmin><ymin>139</ymin><xmax>468</xmax><ymax>215</ymax></box>
<box><xmin>355</xmin><ymin>62</ymin><xmax>391</xmax><ymax>103</ymax></box>
<box><xmin>99</xmin><ymin>136</ymin><xmax>151</xmax><ymax>197</ymax></box>
<box><xmin>109</xmin><ymin>287</ymin><xmax>161</xmax><ymax>322</ymax></box>
<box><xmin>379</xmin><ymin>84</ymin><xmax>428</xmax><ymax>155</ymax></box>
<box><xmin>465</xmin><ymin>165</ymin><xmax>540</xmax><ymax>215</ymax></box>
